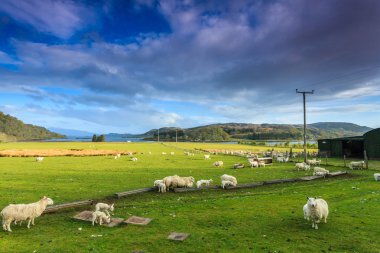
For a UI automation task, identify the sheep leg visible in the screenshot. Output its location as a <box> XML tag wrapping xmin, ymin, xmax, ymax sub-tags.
<box><xmin>31</xmin><ymin>218</ymin><xmax>35</xmax><ymax>226</ymax></box>
<box><xmin>27</xmin><ymin>219</ymin><xmax>32</xmax><ymax>229</ymax></box>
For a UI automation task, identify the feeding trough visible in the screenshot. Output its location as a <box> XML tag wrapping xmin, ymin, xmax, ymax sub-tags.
<box><xmin>233</xmin><ymin>163</ymin><xmax>245</xmax><ymax>169</ymax></box>
<box><xmin>73</xmin><ymin>210</ymin><xmax>124</xmax><ymax>227</ymax></box>
<box><xmin>168</xmin><ymin>232</ymin><xmax>190</xmax><ymax>241</ymax></box>
<box><xmin>124</xmin><ymin>216</ymin><xmax>152</xmax><ymax>226</ymax></box>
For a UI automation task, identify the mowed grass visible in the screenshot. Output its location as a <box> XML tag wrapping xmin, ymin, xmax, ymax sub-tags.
<box><xmin>0</xmin><ymin>142</ymin><xmax>379</xmax><ymax>252</ymax></box>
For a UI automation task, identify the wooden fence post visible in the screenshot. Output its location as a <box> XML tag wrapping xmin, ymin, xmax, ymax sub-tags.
<box><xmin>343</xmin><ymin>155</ymin><xmax>346</xmax><ymax>167</ymax></box>
<box><xmin>364</xmin><ymin>150</ymin><xmax>368</xmax><ymax>169</ymax></box>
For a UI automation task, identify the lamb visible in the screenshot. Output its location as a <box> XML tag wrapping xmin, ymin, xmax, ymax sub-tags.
<box><xmin>374</xmin><ymin>173</ymin><xmax>380</xmax><ymax>181</ymax></box>
<box><xmin>313</xmin><ymin>167</ymin><xmax>329</xmax><ymax>177</ymax></box>
<box><xmin>35</xmin><ymin>157</ymin><xmax>44</xmax><ymax>162</ymax></box>
<box><xmin>131</xmin><ymin>157</ymin><xmax>138</xmax><ymax>162</ymax></box>
<box><xmin>154</xmin><ymin>180</ymin><xmax>166</xmax><ymax>193</ymax></box>
<box><xmin>221</xmin><ymin>180</ymin><xmax>236</xmax><ymax>189</ymax></box>
<box><xmin>163</xmin><ymin>175</ymin><xmax>195</xmax><ymax>189</ymax></box>
<box><xmin>196</xmin><ymin>179</ymin><xmax>213</xmax><ymax>188</ymax></box>
<box><xmin>162</xmin><ymin>152</ymin><xmax>167</xmax><ymax>155</ymax></box>
<box><xmin>295</xmin><ymin>162</ymin><xmax>310</xmax><ymax>171</ymax></box>
<box><xmin>349</xmin><ymin>161</ymin><xmax>365</xmax><ymax>170</ymax></box>
<box><xmin>303</xmin><ymin>203</ymin><xmax>310</xmax><ymax>221</ymax></box>
<box><xmin>258</xmin><ymin>161</ymin><xmax>266</xmax><ymax>167</ymax></box>
<box><xmin>204</xmin><ymin>154</ymin><xmax>210</xmax><ymax>160</ymax></box>
<box><xmin>95</xmin><ymin>203</ymin><xmax>114</xmax><ymax>217</ymax></box>
<box><xmin>220</xmin><ymin>174</ymin><xmax>237</xmax><ymax>186</ymax></box>
<box><xmin>306</xmin><ymin>197</ymin><xmax>329</xmax><ymax>229</ymax></box>
<box><xmin>91</xmin><ymin>211</ymin><xmax>111</xmax><ymax>226</ymax></box>
<box><xmin>213</xmin><ymin>161</ymin><xmax>224</xmax><ymax>167</ymax></box>
<box><xmin>115</xmin><ymin>153</ymin><xmax>121</xmax><ymax>159</ymax></box>
<box><xmin>1</xmin><ymin>196</ymin><xmax>54</xmax><ymax>232</ymax></box>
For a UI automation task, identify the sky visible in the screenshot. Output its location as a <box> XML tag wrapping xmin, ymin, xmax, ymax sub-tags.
<box><xmin>0</xmin><ymin>0</ymin><xmax>379</xmax><ymax>134</ymax></box>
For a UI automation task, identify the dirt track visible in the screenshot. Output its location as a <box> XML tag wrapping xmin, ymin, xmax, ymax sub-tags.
<box><xmin>0</xmin><ymin>149</ymin><xmax>136</xmax><ymax>157</ymax></box>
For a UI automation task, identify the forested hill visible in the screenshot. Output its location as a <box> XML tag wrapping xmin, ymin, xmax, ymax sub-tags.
<box><xmin>141</xmin><ymin>122</ymin><xmax>372</xmax><ymax>141</ymax></box>
<box><xmin>0</xmin><ymin>112</ymin><xmax>64</xmax><ymax>141</ymax></box>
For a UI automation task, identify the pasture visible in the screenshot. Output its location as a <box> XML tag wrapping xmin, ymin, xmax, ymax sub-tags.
<box><xmin>0</xmin><ymin>142</ymin><xmax>379</xmax><ymax>252</ymax></box>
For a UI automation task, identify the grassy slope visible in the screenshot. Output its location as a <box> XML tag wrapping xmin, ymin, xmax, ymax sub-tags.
<box><xmin>0</xmin><ymin>142</ymin><xmax>379</xmax><ymax>252</ymax></box>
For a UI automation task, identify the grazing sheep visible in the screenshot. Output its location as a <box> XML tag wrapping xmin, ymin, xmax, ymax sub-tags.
<box><xmin>204</xmin><ymin>154</ymin><xmax>210</xmax><ymax>160</ymax></box>
<box><xmin>154</xmin><ymin>180</ymin><xmax>166</xmax><ymax>193</ymax></box>
<box><xmin>1</xmin><ymin>196</ymin><xmax>54</xmax><ymax>232</ymax></box>
<box><xmin>303</xmin><ymin>203</ymin><xmax>310</xmax><ymax>221</ymax></box>
<box><xmin>374</xmin><ymin>173</ymin><xmax>380</xmax><ymax>181</ymax></box>
<box><xmin>95</xmin><ymin>203</ymin><xmax>114</xmax><ymax>217</ymax></box>
<box><xmin>196</xmin><ymin>179</ymin><xmax>213</xmax><ymax>188</ymax></box>
<box><xmin>307</xmin><ymin>159</ymin><xmax>321</xmax><ymax>166</ymax></box>
<box><xmin>163</xmin><ymin>175</ymin><xmax>195</xmax><ymax>189</ymax></box>
<box><xmin>220</xmin><ymin>174</ymin><xmax>237</xmax><ymax>186</ymax></box>
<box><xmin>91</xmin><ymin>211</ymin><xmax>111</xmax><ymax>226</ymax></box>
<box><xmin>258</xmin><ymin>161</ymin><xmax>266</xmax><ymax>167</ymax></box>
<box><xmin>213</xmin><ymin>161</ymin><xmax>224</xmax><ymax>167</ymax></box>
<box><xmin>221</xmin><ymin>180</ymin><xmax>236</xmax><ymax>189</ymax></box>
<box><xmin>35</xmin><ymin>157</ymin><xmax>44</xmax><ymax>162</ymax></box>
<box><xmin>307</xmin><ymin>197</ymin><xmax>329</xmax><ymax>229</ymax></box>
<box><xmin>295</xmin><ymin>162</ymin><xmax>310</xmax><ymax>171</ymax></box>
<box><xmin>131</xmin><ymin>157</ymin><xmax>138</xmax><ymax>162</ymax></box>
<box><xmin>349</xmin><ymin>161</ymin><xmax>365</xmax><ymax>170</ymax></box>
<box><xmin>148</xmin><ymin>152</ymin><xmax>152</xmax><ymax>155</ymax></box>
<box><xmin>162</xmin><ymin>152</ymin><xmax>167</xmax><ymax>155</ymax></box>
<box><xmin>116</xmin><ymin>154</ymin><xmax>121</xmax><ymax>159</ymax></box>
<box><xmin>313</xmin><ymin>167</ymin><xmax>329</xmax><ymax>177</ymax></box>
<box><xmin>170</xmin><ymin>152</ymin><xmax>175</xmax><ymax>155</ymax></box>
<box><xmin>276</xmin><ymin>157</ymin><xmax>289</xmax><ymax>163</ymax></box>
<box><xmin>248</xmin><ymin>159</ymin><xmax>259</xmax><ymax>168</ymax></box>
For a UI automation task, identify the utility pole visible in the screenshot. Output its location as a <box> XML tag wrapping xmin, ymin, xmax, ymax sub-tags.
<box><xmin>157</xmin><ymin>128</ymin><xmax>160</xmax><ymax>142</ymax></box>
<box><xmin>175</xmin><ymin>129</ymin><xmax>178</xmax><ymax>143</ymax></box>
<box><xmin>296</xmin><ymin>89</ymin><xmax>314</xmax><ymax>163</ymax></box>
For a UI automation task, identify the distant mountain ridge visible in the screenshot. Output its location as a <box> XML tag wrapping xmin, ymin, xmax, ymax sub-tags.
<box><xmin>0</xmin><ymin>112</ymin><xmax>64</xmax><ymax>141</ymax></box>
<box><xmin>138</xmin><ymin>122</ymin><xmax>373</xmax><ymax>141</ymax></box>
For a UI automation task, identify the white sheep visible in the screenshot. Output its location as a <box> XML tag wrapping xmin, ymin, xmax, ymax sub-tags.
<box><xmin>374</xmin><ymin>173</ymin><xmax>380</xmax><ymax>181</ymax></box>
<box><xmin>221</xmin><ymin>180</ymin><xmax>236</xmax><ymax>189</ymax></box>
<box><xmin>313</xmin><ymin>167</ymin><xmax>329</xmax><ymax>177</ymax></box>
<box><xmin>170</xmin><ymin>152</ymin><xmax>175</xmax><ymax>155</ymax></box>
<box><xmin>35</xmin><ymin>157</ymin><xmax>44</xmax><ymax>162</ymax></box>
<box><xmin>204</xmin><ymin>154</ymin><xmax>210</xmax><ymax>160</ymax></box>
<box><xmin>162</xmin><ymin>152</ymin><xmax>167</xmax><ymax>155</ymax></box>
<box><xmin>295</xmin><ymin>162</ymin><xmax>310</xmax><ymax>171</ymax></box>
<box><xmin>221</xmin><ymin>174</ymin><xmax>237</xmax><ymax>186</ymax></box>
<box><xmin>131</xmin><ymin>157</ymin><xmax>138</xmax><ymax>162</ymax></box>
<box><xmin>95</xmin><ymin>203</ymin><xmax>114</xmax><ymax>217</ymax></box>
<box><xmin>258</xmin><ymin>161</ymin><xmax>266</xmax><ymax>167</ymax></box>
<box><xmin>303</xmin><ymin>203</ymin><xmax>310</xmax><ymax>221</ymax></box>
<box><xmin>91</xmin><ymin>211</ymin><xmax>111</xmax><ymax>226</ymax></box>
<box><xmin>213</xmin><ymin>161</ymin><xmax>224</xmax><ymax>167</ymax></box>
<box><xmin>154</xmin><ymin>180</ymin><xmax>166</xmax><ymax>193</ymax></box>
<box><xmin>307</xmin><ymin>197</ymin><xmax>329</xmax><ymax>229</ymax></box>
<box><xmin>349</xmin><ymin>161</ymin><xmax>365</xmax><ymax>170</ymax></box>
<box><xmin>1</xmin><ymin>196</ymin><xmax>54</xmax><ymax>232</ymax></box>
<box><xmin>276</xmin><ymin>157</ymin><xmax>289</xmax><ymax>163</ymax></box>
<box><xmin>248</xmin><ymin>159</ymin><xmax>259</xmax><ymax>168</ymax></box>
<box><xmin>196</xmin><ymin>179</ymin><xmax>213</xmax><ymax>188</ymax></box>
<box><xmin>163</xmin><ymin>175</ymin><xmax>195</xmax><ymax>189</ymax></box>
<box><xmin>307</xmin><ymin>159</ymin><xmax>321</xmax><ymax>166</ymax></box>
<box><xmin>114</xmin><ymin>153</ymin><xmax>121</xmax><ymax>159</ymax></box>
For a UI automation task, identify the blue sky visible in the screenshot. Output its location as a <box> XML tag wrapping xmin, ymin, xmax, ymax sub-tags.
<box><xmin>0</xmin><ymin>0</ymin><xmax>379</xmax><ymax>134</ymax></box>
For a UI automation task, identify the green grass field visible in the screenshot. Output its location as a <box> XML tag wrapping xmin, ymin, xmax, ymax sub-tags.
<box><xmin>0</xmin><ymin>142</ymin><xmax>379</xmax><ymax>252</ymax></box>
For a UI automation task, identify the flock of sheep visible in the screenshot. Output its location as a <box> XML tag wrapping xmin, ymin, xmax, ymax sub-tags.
<box><xmin>1</xmin><ymin>150</ymin><xmax>377</xmax><ymax>233</ymax></box>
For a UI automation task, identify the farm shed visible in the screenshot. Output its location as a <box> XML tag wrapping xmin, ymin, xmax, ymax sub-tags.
<box><xmin>363</xmin><ymin>128</ymin><xmax>380</xmax><ymax>159</ymax></box>
<box><xmin>318</xmin><ymin>127</ymin><xmax>380</xmax><ymax>159</ymax></box>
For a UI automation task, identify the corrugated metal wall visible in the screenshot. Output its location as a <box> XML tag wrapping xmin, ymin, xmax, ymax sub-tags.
<box><xmin>364</xmin><ymin>128</ymin><xmax>380</xmax><ymax>159</ymax></box>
